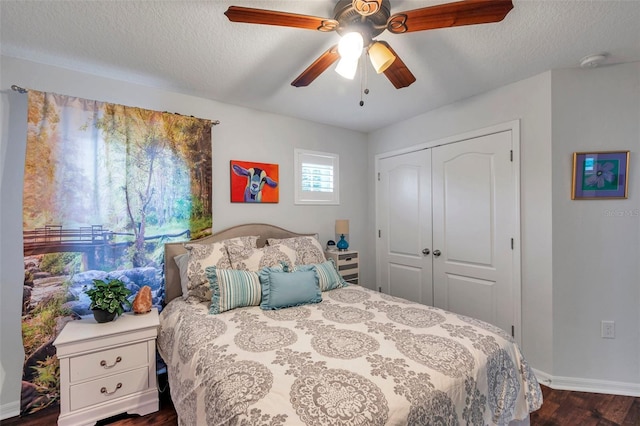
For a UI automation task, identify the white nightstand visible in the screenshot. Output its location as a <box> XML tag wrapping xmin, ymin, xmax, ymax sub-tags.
<box><xmin>53</xmin><ymin>309</ymin><xmax>160</xmax><ymax>426</ymax></box>
<box><xmin>325</xmin><ymin>249</ymin><xmax>359</xmax><ymax>284</ymax></box>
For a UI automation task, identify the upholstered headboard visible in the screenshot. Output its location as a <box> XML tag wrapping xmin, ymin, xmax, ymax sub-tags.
<box><xmin>163</xmin><ymin>223</ymin><xmax>318</xmax><ymax>303</ymax></box>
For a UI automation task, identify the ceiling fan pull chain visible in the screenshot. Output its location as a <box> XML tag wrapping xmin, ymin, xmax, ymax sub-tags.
<box><xmin>360</xmin><ymin>53</ymin><xmax>369</xmax><ymax>107</ymax></box>
<box><xmin>359</xmin><ymin>55</ymin><xmax>364</xmax><ymax>106</ymax></box>
<box><xmin>364</xmin><ymin>54</ymin><xmax>370</xmax><ymax>96</ymax></box>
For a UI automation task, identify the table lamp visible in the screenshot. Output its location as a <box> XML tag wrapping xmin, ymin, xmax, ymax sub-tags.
<box><xmin>335</xmin><ymin>219</ymin><xmax>349</xmax><ymax>251</ymax></box>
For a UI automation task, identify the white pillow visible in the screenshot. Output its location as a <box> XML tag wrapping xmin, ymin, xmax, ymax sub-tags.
<box><xmin>228</xmin><ymin>244</ymin><xmax>297</xmax><ymax>272</ymax></box>
<box><xmin>219</xmin><ymin>236</ymin><xmax>259</xmax><ymax>262</ymax></box>
<box><xmin>183</xmin><ymin>236</ymin><xmax>259</xmax><ymax>302</ymax></box>
<box><xmin>267</xmin><ymin>235</ymin><xmax>326</xmax><ymax>265</ymax></box>
<box><xmin>184</xmin><ymin>241</ymin><xmax>232</xmax><ymax>302</ymax></box>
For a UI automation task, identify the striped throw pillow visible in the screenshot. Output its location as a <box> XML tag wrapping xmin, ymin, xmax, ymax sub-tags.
<box><xmin>205</xmin><ymin>266</ymin><xmax>261</xmax><ymax>314</ymax></box>
<box><xmin>295</xmin><ymin>258</ymin><xmax>348</xmax><ymax>291</ymax></box>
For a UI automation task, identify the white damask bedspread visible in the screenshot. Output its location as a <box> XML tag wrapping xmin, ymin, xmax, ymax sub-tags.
<box><xmin>158</xmin><ymin>285</ymin><xmax>542</xmax><ymax>425</ymax></box>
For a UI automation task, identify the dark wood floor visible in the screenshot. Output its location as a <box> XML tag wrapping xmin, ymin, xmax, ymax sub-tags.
<box><xmin>3</xmin><ymin>385</ymin><xmax>638</xmax><ymax>425</ymax></box>
<box><xmin>531</xmin><ymin>385</ymin><xmax>640</xmax><ymax>426</ymax></box>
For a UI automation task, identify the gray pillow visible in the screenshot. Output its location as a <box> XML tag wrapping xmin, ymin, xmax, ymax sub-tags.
<box><xmin>173</xmin><ymin>253</ymin><xmax>190</xmax><ymax>299</ymax></box>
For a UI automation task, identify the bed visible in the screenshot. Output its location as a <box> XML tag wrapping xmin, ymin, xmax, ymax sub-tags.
<box><xmin>158</xmin><ymin>223</ymin><xmax>542</xmax><ymax>425</ymax></box>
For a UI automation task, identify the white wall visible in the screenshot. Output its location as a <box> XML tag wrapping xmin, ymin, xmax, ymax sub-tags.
<box><xmin>0</xmin><ymin>56</ymin><xmax>368</xmax><ymax>418</ymax></box>
<box><xmin>367</xmin><ymin>72</ymin><xmax>555</xmax><ymax>377</ymax></box>
<box><xmin>551</xmin><ymin>62</ymin><xmax>640</xmax><ymax>387</ymax></box>
<box><xmin>0</xmin><ymin>71</ymin><xmax>28</xmax><ymax>421</ymax></box>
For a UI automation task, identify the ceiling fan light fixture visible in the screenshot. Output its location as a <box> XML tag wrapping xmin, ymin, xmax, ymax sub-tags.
<box><xmin>335</xmin><ymin>57</ymin><xmax>359</xmax><ymax>79</ymax></box>
<box><xmin>351</xmin><ymin>0</ymin><xmax>383</xmax><ymax>16</ymax></box>
<box><xmin>226</xmin><ymin>0</ymin><xmax>514</xmax><ymax>89</ymax></box>
<box><xmin>368</xmin><ymin>41</ymin><xmax>396</xmax><ymax>74</ymax></box>
<box><xmin>337</xmin><ymin>32</ymin><xmax>364</xmax><ymax>60</ymax></box>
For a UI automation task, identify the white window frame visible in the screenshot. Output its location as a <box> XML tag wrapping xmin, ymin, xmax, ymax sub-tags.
<box><xmin>294</xmin><ymin>149</ymin><xmax>340</xmax><ymax>205</ymax></box>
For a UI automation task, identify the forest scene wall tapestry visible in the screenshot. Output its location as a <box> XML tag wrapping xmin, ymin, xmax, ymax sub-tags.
<box><xmin>21</xmin><ymin>90</ymin><xmax>212</xmax><ymax>415</ymax></box>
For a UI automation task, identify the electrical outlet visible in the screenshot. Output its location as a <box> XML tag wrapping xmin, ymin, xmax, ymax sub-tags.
<box><xmin>601</xmin><ymin>321</ymin><xmax>615</xmax><ymax>339</ymax></box>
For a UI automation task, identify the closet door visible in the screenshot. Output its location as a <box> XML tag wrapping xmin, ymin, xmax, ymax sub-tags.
<box><xmin>431</xmin><ymin>130</ymin><xmax>515</xmax><ymax>335</ymax></box>
<box><xmin>377</xmin><ymin>150</ymin><xmax>433</xmax><ymax>305</ymax></box>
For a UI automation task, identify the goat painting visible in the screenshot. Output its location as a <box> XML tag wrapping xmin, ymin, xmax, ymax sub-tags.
<box><xmin>230</xmin><ymin>160</ymin><xmax>279</xmax><ymax>203</ymax></box>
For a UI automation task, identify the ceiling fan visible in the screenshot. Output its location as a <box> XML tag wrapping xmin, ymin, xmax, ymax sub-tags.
<box><xmin>225</xmin><ymin>0</ymin><xmax>514</xmax><ymax>89</ymax></box>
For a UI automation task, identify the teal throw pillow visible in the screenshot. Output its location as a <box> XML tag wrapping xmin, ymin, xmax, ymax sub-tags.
<box><xmin>259</xmin><ymin>266</ymin><xmax>322</xmax><ymax>310</ymax></box>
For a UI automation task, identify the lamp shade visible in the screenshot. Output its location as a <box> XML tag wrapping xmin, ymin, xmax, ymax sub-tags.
<box><xmin>335</xmin><ymin>219</ymin><xmax>349</xmax><ymax>235</ymax></box>
<box><xmin>338</xmin><ymin>32</ymin><xmax>364</xmax><ymax>60</ymax></box>
<box><xmin>335</xmin><ymin>58</ymin><xmax>359</xmax><ymax>80</ymax></box>
<box><xmin>369</xmin><ymin>42</ymin><xmax>396</xmax><ymax>74</ymax></box>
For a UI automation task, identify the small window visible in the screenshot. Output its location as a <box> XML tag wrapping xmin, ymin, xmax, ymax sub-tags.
<box><xmin>295</xmin><ymin>149</ymin><xmax>339</xmax><ymax>205</ymax></box>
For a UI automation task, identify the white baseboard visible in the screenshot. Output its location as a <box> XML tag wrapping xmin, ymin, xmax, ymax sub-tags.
<box><xmin>0</xmin><ymin>399</ymin><xmax>20</xmax><ymax>421</ymax></box>
<box><xmin>532</xmin><ymin>368</ymin><xmax>640</xmax><ymax>397</ymax></box>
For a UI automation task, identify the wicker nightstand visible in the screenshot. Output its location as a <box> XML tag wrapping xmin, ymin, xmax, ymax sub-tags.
<box><xmin>325</xmin><ymin>249</ymin><xmax>359</xmax><ymax>284</ymax></box>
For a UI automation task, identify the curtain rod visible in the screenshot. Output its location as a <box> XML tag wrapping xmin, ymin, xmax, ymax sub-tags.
<box><xmin>10</xmin><ymin>84</ymin><xmax>220</xmax><ymax>125</ymax></box>
<box><xmin>11</xmin><ymin>85</ymin><xmax>27</xmax><ymax>94</ymax></box>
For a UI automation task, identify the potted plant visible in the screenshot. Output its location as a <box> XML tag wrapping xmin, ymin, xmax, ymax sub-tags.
<box><xmin>85</xmin><ymin>278</ymin><xmax>132</xmax><ymax>323</ymax></box>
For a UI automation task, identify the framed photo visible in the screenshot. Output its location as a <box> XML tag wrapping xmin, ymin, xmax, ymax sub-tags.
<box><xmin>572</xmin><ymin>151</ymin><xmax>629</xmax><ymax>199</ymax></box>
<box><xmin>230</xmin><ymin>160</ymin><xmax>279</xmax><ymax>203</ymax></box>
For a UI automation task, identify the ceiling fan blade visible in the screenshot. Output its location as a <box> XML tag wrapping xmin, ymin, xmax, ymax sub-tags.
<box><xmin>379</xmin><ymin>41</ymin><xmax>416</xmax><ymax>89</ymax></box>
<box><xmin>291</xmin><ymin>46</ymin><xmax>340</xmax><ymax>87</ymax></box>
<box><xmin>225</xmin><ymin>6</ymin><xmax>338</xmax><ymax>31</ymax></box>
<box><xmin>387</xmin><ymin>0</ymin><xmax>513</xmax><ymax>34</ymax></box>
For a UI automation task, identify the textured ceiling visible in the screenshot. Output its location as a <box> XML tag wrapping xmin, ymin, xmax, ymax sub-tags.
<box><xmin>2</xmin><ymin>0</ymin><xmax>639</xmax><ymax>133</ymax></box>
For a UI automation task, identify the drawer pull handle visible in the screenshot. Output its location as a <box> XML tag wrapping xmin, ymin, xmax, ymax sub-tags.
<box><xmin>100</xmin><ymin>356</ymin><xmax>122</xmax><ymax>368</ymax></box>
<box><xmin>100</xmin><ymin>383</ymin><xmax>122</xmax><ymax>395</ymax></box>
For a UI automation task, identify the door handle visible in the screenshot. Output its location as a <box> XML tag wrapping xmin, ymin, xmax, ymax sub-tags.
<box><xmin>422</xmin><ymin>248</ymin><xmax>430</xmax><ymax>255</ymax></box>
<box><xmin>433</xmin><ymin>249</ymin><xmax>441</xmax><ymax>257</ymax></box>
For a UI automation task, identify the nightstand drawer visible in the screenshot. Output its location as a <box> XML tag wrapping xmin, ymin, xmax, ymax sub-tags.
<box><xmin>336</xmin><ymin>252</ymin><xmax>358</xmax><ymax>262</ymax></box>
<box><xmin>69</xmin><ymin>366</ymin><xmax>149</xmax><ymax>411</ymax></box>
<box><xmin>342</xmin><ymin>273</ymin><xmax>358</xmax><ymax>283</ymax></box>
<box><xmin>337</xmin><ymin>263</ymin><xmax>358</xmax><ymax>272</ymax></box>
<box><xmin>69</xmin><ymin>341</ymin><xmax>148</xmax><ymax>383</ymax></box>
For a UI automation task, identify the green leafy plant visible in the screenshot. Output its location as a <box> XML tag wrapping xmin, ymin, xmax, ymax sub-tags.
<box><xmin>85</xmin><ymin>278</ymin><xmax>132</xmax><ymax>315</ymax></box>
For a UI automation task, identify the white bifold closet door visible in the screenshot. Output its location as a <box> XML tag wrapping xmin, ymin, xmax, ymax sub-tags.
<box><xmin>377</xmin><ymin>148</ymin><xmax>433</xmax><ymax>306</ymax></box>
<box><xmin>377</xmin><ymin>129</ymin><xmax>517</xmax><ymax>336</ymax></box>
